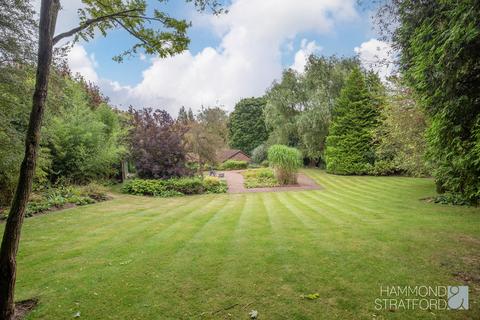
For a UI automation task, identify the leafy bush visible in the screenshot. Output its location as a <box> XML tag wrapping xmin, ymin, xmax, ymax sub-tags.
<box><xmin>251</xmin><ymin>144</ymin><xmax>268</xmax><ymax>164</ymax></box>
<box><xmin>219</xmin><ymin>160</ymin><xmax>248</xmax><ymax>170</ymax></box>
<box><xmin>129</xmin><ymin>107</ymin><xmax>188</xmax><ymax>179</ymax></box>
<box><xmin>261</xmin><ymin>160</ymin><xmax>269</xmax><ymax>167</ymax></box>
<box><xmin>242</xmin><ymin>168</ymin><xmax>279</xmax><ymax>188</ymax></box>
<box><xmin>122</xmin><ymin>177</ymin><xmax>227</xmax><ymax>197</ymax></box>
<box><xmin>267</xmin><ymin>145</ymin><xmax>302</xmax><ymax>185</ymax></box>
<box><xmin>433</xmin><ymin>193</ymin><xmax>474</xmax><ymax>206</ymax></box>
<box><xmin>23</xmin><ymin>183</ymin><xmax>105</xmax><ymax>217</ymax></box>
<box><xmin>78</xmin><ymin>183</ymin><xmax>109</xmax><ymax>201</ymax></box>
<box><xmin>203</xmin><ymin>176</ymin><xmax>228</xmax><ymax>194</ymax></box>
<box><xmin>46</xmin><ymin>96</ymin><xmax>125</xmax><ymax>184</ymax></box>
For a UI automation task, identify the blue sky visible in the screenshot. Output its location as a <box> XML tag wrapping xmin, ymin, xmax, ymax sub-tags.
<box><xmin>57</xmin><ymin>0</ymin><xmax>392</xmax><ymax>113</ymax></box>
<box><xmin>81</xmin><ymin>4</ymin><xmax>374</xmax><ymax>86</ymax></box>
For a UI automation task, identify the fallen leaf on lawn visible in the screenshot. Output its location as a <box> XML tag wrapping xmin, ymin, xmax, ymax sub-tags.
<box><xmin>301</xmin><ymin>293</ymin><xmax>320</xmax><ymax>300</ymax></box>
<box><xmin>249</xmin><ymin>309</ymin><xmax>258</xmax><ymax>319</ymax></box>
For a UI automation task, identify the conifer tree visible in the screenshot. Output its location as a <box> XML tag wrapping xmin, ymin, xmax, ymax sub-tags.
<box><xmin>325</xmin><ymin>67</ymin><xmax>381</xmax><ymax>174</ymax></box>
<box><xmin>177</xmin><ymin>106</ymin><xmax>189</xmax><ymax>124</ymax></box>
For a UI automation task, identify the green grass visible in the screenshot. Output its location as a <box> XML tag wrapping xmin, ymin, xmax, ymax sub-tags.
<box><xmin>4</xmin><ymin>169</ymin><xmax>480</xmax><ymax>319</ymax></box>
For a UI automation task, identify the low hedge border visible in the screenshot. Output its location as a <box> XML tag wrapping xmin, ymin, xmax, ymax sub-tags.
<box><xmin>122</xmin><ymin>176</ymin><xmax>227</xmax><ymax>197</ymax></box>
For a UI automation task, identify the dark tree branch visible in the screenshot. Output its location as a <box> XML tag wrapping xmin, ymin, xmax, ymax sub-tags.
<box><xmin>112</xmin><ymin>17</ymin><xmax>150</xmax><ymax>47</ymax></box>
<box><xmin>52</xmin><ymin>8</ymin><xmax>141</xmax><ymax>45</ymax></box>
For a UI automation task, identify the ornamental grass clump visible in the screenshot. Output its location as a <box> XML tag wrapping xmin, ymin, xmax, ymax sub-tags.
<box><xmin>267</xmin><ymin>145</ymin><xmax>302</xmax><ymax>185</ymax></box>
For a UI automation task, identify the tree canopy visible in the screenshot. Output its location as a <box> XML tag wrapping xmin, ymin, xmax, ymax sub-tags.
<box><xmin>228</xmin><ymin>97</ymin><xmax>268</xmax><ymax>155</ymax></box>
<box><xmin>264</xmin><ymin>56</ymin><xmax>358</xmax><ymax>164</ymax></box>
<box><xmin>380</xmin><ymin>0</ymin><xmax>480</xmax><ymax>203</ymax></box>
<box><xmin>129</xmin><ymin>108</ymin><xmax>187</xmax><ymax>179</ymax></box>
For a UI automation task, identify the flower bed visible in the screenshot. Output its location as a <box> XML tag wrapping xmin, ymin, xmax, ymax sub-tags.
<box><xmin>241</xmin><ymin>168</ymin><xmax>279</xmax><ymax>188</ymax></box>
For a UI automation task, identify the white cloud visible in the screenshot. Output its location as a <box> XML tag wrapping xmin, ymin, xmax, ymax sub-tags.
<box><xmin>101</xmin><ymin>0</ymin><xmax>358</xmax><ymax>113</ymax></box>
<box><xmin>290</xmin><ymin>39</ymin><xmax>322</xmax><ymax>73</ymax></box>
<box><xmin>56</xmin><ymin>0</ymin><xmax>358</xmax><ymax>114</ymax></box>
<box><xmin>67</xmin><ymin>44</ymin><xmax>99</xmax><ymax>83</ymax></box>
<box><xmin>354</xmin><ymin>38</ymin><xmax>395</xmax><ymax>80</ymax></box>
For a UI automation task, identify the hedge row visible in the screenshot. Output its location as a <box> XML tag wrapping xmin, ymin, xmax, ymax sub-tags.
<box><xmin>122</xmin><ymin>176</ymin><xmax>227</xmax><ymax>197</ymax></box>
<box><xmin>218</xmin><ymin>160</ymin><xmax>248</xmax><ymax>170</ymax></box>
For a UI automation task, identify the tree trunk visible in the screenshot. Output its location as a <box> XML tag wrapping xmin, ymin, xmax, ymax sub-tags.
<box><xmin>120</xmin><ymin>160</ymin><xmax>128</xmax><ymax>182</ymax></box>
<box><xmin>0</xmin><ymin>1</ymin><xmax>59</xmax><ymax>319</ymax></box>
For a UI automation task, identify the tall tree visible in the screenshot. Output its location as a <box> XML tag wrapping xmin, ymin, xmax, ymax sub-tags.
<box><xmin>297</xmin><ymin>56</ymin><xmax>358</xmax><ymax>164</ymax></box>
<box><xmin>0</xmin><ymin>0</ymin><xmax>39</xmax><ymax>206</ymax></box>
<box><xmin>325</xmin><ymin>67</ymin><xmax>382</xmax><ymax>175</ymax></box>
<box><xmin>264</xmin><ymin>56</ymin><xmax>358</xmax><ymax>164</ymax></box>
<box><xmin>372</xmin><ymin>78</ymin><xmax>428</xmax><ymax>177</ymax></box>
<box><xmin>0</xmin><ymin>1</ymin><xmax>222</xmax><ymax>318</ymax></box>
<box><xmin>378</xmin><ymin>0</ymin><xmax>480</xmax><ymax>203</ymax></box>
<box><xmin>264</xmin><ymin>69</ymin><xmax>305</xmax><ymax>147</ymax></box>
<box><xmin>177</xmin><ymin>106</ymin><xmax>189</xmax><ymax>124</ymax></box>
<box><xmin>0</xmin><ymin>0</ymin><xmax>37</xmax><ymax>64</ymax></box>
<box><xmin>228</xmin><ymin>97</ymin><xmax>268</xmax><ymax>155</ymax></box>
<box><xmin>184</xmin><ymin>121</ymin><xmax>224</xmax><ymax>175</ymax></box>
<box><xmin>187</xmin><ymin>107</ymin><xmax>195</xmax><ymax>122</ymax></box>
<box><xmin>197</xmin><ymin>106</ymin><xmax>229</xmax><ymax>145</ymax></box>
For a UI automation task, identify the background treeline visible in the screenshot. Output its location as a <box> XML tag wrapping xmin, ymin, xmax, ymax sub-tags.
<box><xmin>228</xmin><ymin>0</ymin><xmax>480</xmax><ymax>204</ymax></box>
<box><xmin>227</xmin><ymin>56</ymin><xmax>429</xmax><ymax>177</ymax></box>
<box><xmin>1</xmin><ymin>0</ymin><xmax>478</xmax><ymax>207</ymax></box>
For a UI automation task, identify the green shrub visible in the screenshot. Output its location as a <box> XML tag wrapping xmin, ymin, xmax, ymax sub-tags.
<box><xmin>79</xmin><ymin>182</ymin><xmax>109</xmax><ymax>201</ymax></box>
<box><xmin>261</xmin><ymin>160</ymin><xmax>269</xmax><ymax>167</ymax></box>
<box><xmin>267</xmin><ymin>145</ymin><xmax>302</xmax><ymax>185</ymax></box>
<box><xmin>203</xmin><ymin>176</ymin><xmax>228</xmax><ymax>194</ymax></box>
<box><xmin>122</xmin><ymin>177</ymin><xmax>227</xmax><ymax>197</ymax></box>
<box><xmin>219</xmin><ymin>160</ymin><xmax>248</xmax><ymax>170</ymax></box>
<box><xmin>24</xmin><ymin>184</ymin><xmax>103</xmax><ymax>216</ymax></box>
<box><xmin>251</xmin><ymin>144</ymin><xmax>268</xmax><ymax>164</ymax></box>
<box><xmin>370</xmin><ymin>160</ymin><xmax>398</xmax><ymax>176</ymax></box>
<box><xmin>433</xmin><ymin>193</ymin><xmax>474</xmax><ymax>206</ymax></box>
<box><xmin>203</xmin><ymin>176</ymin><xmax>220</xmax><ymax>188</ymax></box>
<box><xmin>165</xmin><ymin>178</ymin><xmax>204</xmax><ymax>195</ymax></box>
<box><xmin>242</xmin><ymin>168</ymin><xmax>279</xmax><ymax>188</ymax></box>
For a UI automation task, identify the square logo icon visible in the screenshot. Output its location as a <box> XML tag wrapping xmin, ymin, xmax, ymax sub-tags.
<box><xmin>447</xmin><ymin>286</ymin><xmax>469</xmax><ymax>310</ymax></box>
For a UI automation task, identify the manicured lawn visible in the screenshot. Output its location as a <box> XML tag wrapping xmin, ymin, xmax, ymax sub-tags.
<box><xmin>6</xmin><ymin>169</ymin><xmax>480</xmax><ymax>319</ymax></box>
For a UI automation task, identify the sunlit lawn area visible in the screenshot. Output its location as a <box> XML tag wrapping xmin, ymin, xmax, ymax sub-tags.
<box><xmin>7</xmin><ymin>169</ymin><xmax>480</xmax><ymax>319</ymax></box>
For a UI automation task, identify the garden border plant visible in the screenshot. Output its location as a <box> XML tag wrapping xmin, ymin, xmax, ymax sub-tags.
<box><xmin>241</xmin><ymin>168</ymin><xmax>279</xmax><ymax>189</ymax></box>
<box><xmin>122</xmin><ymin>176</ymin><xmax>227</xmax><ymax>197</ymax></box>
<box><xmin>0</xmin><ymin>183</ymin><xmax>110</xmax><ymax>221</ymax></box>
<box><xmin>218</xmin><ymin>160</ymin><xmax>248</xmax><ymax>171</ymax></box>
<box><xmin>267</xmin><ymin>145</ymin><xmax>302</xmax><ymax>185</ymax></box>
